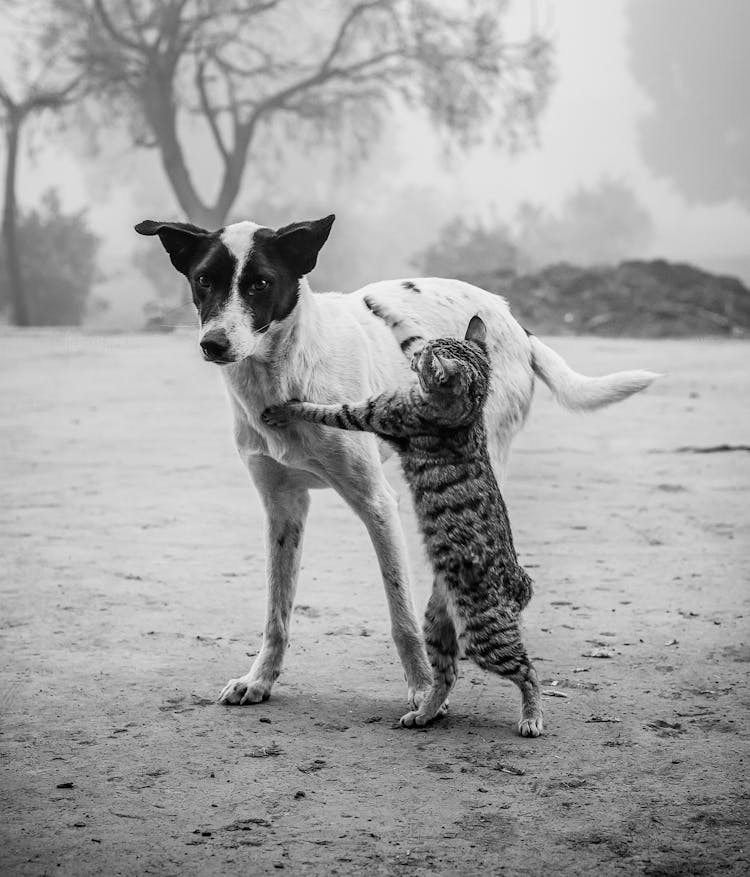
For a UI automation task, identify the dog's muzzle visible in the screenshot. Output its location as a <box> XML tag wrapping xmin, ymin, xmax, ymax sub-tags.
<box><xmin>200</xmin><ymin>329</ymin><xmax>233</xmax><ymax>364</ymax></box>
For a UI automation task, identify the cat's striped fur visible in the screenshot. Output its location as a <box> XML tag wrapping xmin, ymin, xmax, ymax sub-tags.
<box><xmin>263</xmin><ymin>302</ymin><xmax>543</xmax><ymax>735</ymax></box>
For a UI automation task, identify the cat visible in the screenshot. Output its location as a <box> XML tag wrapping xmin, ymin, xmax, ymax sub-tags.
<box><xmin>262</xmin><ymin>301</ymin><xmax>543</xmax><ymax>736</ymax></box>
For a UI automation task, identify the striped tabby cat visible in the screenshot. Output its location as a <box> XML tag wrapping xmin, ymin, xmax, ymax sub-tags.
<box><xmin>262</xmin><ymin>301</ymin><xmax>543</xmax><ymax>736</ymax></box>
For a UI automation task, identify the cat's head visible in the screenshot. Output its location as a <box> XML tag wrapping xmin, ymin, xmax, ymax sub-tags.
<box><xmin>411</xmin><ymin>316</ymin><xmax>490</xmax><ymax>410</ymax></box>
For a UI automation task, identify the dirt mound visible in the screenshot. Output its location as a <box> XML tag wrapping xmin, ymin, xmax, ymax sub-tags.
<box><xmin>467</xmin><ymin>259</ymin><xmax>750</xmax><ymax>337</ymax></box>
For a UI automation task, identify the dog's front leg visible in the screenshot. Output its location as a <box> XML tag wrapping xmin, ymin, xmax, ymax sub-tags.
<box><xmin>218</xmin><ymin>459</ymin><xmax>309</xmax><ymax>705</ymax></box>
<box><xmin>325</xmin><ymin>449</ymin><xmax>432</xmax><ymax>708</ymax></box>
<box><xmin>359</xmin><ymin>482</ymin><xmax>433</xmax><ymax>707</ymax></box>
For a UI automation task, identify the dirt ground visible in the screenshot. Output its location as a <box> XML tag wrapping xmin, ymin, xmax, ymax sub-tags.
<box><xmin>1</xmin><ymin>329</ymin><xmax>748</xmax><ymax>876</ymax></box>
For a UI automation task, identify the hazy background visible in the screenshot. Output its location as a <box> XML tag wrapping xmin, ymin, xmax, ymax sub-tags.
<box><xmin>2</xmin><ymin>9</ymin><xmax>749</xmax><ymax>871</ymax></box>
<box><xmin>1</xmin><ymin>0</ymin><xmax>748</xmax><ymax>330</ymax></box>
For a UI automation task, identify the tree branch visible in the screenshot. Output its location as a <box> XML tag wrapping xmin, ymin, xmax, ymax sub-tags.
<box><xmin>0</xmin><ymin>80</ymin><xmax>14</xmax><ymax>112</ymax></box>
<box><xmin>58</xmin><ymin>0</ymin><xmax>553</xmax><ymax>226</ymax></box>
<box><xmin>249</xmin><ymin>49</ymin><xmax>403</xmax><ymax>124</ymax></box>
<box><xmin>0</xmin><ymin>75</ymin><xmax>82</xmax><ymax>120</ymax></box>
<box><xmin>195</xmin><ymin>60</ymin><xmax>230</xmax><ymax>162</ymax></box>
<box><xmin>318</xmin><ymin>1</ymin><xmax>391</xmax><ymax>72</ymax></box>
<box><xmin>92</xmin><ymin>0</ymin><xmax>147</xmax><ymax>53</ymax></box>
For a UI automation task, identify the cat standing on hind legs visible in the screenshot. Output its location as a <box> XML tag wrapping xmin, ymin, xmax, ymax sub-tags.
<box><xmin>263</xmin><ymin>305</ymin><xmax>543</xmax><ymax>737</ymax></box>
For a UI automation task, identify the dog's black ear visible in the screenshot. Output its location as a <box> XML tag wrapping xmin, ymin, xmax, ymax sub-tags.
<box><xmin>464</xmin><ymin>314</ymin><xmax>487</xmax><ymax>344</ymax></box>
<box><xmin>134</xmin><ymin>220</ymin><xmax>210</xmax><ymax>276</ymax></box>
<box><xmin>272</xmin><ymin>214</ymin><xmax>335</xmax><ymax>277</ymax></box>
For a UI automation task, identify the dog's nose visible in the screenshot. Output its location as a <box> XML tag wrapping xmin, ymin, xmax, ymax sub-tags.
<box><xmin>200</xmin><ymin>330</ymin><xmax>231</xmax><ymax>362</ymax></box>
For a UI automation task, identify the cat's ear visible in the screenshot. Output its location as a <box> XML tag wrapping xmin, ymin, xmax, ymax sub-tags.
<box><xmin>465</xmin><ymin>315</ymin><xmax>487</xmax><ymax>344</ymax></box>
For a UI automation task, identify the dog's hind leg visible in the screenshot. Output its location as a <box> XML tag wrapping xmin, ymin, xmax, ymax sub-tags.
<box><xmin>218</xmin><ymin>458</ymin><xmax>310</xmax><ymax>705</ymax></box>
<box><xmin>327</xmin><ymin>456</ymin><xmax>432</xmax><ymax>708</ymax></box>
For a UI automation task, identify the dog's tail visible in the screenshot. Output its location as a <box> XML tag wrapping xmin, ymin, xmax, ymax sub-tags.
<box><xmin>364</xmin><ymin>295</ymin><xmax>425</xmax><ymax>359</ymax></box>
<box><xmin>528</xmin><ymin>334</ymin><xmax>659</xmax><ymax>411</ymax></box>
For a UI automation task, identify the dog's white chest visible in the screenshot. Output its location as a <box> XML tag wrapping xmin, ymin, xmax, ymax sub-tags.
<box><xmin>222</xmin><ymin>367</ymin><xmax>335</xmax><ymax>481</ymax></box>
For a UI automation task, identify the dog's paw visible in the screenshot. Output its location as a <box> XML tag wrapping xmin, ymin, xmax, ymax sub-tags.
<box><xmin>409</xmin><ymin>687</ymin><xmax>449</xmax><ymax>714</ymax></box>
<box><xmin>399</xmin><ymin>709</ymin><xmax>431</xmax><ymax>728</ymax></box>
<box><xmin>218</xmin><ymin>676</ymin><xmax>272</xmax><ymax>705</ymax></box>
<box><xmin>408</xmin><ymin>683</ymin><xmax>449</xmax><ymax>709</ymax></box>
<box><xmin>261</xmin><ymin>405</ymin><xmax>290</xmax><ymax>427</ymax></box>
<box><xmin>518</xmin><ymin>715</ymin><xmax>544</xmax><ymax>737</ymax></box>
<box><xmin>400</xmin><ymin>707</ymin><xmax>446</xmax><ymax>728</ymax></box>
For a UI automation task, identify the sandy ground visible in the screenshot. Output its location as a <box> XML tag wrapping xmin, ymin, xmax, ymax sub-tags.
<box><xmin>1</xmin><ymin>329</ymin><xmax>748</xmax><ymax>876</ymax></box>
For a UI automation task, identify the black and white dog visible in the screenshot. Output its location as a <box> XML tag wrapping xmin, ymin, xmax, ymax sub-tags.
<box><xmin>136</xmin><ymin>214</ymin><xmax>656</xmax><ymax>708</ymax></box>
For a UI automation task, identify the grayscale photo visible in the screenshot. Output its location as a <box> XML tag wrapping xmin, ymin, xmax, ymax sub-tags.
<box><xmin>1</xmin><ymin>0</ymin><xmax>747</xmax><ymax>874</ymax></box>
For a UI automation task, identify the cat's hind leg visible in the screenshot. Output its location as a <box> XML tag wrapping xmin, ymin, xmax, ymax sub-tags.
<box><xmin>400</xmin><ymin>589</ymin><xmax>459</xmax><ymax>727</ymax></box>
<box><xmin>466</xmin><ymin>612</ymin><xmax>543</xmax><ymax>737</ymax></box>
<box><xmin>511</xmin><ymin>660</ymin><xmax>543</xmax><ymax>737</ymax></box>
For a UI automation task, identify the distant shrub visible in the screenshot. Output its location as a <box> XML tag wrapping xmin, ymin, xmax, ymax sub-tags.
<box><xmin>0</xmin><ymin>189</ymin><xmax>102</xmax><ymax>325</ymax></box>
<box><xmin>414</xmin><ymin>178</ymin><xmax>655</xmax><ymax>278</ymax></box>
<box><xmin>417</xmin><ymin>216</ymin><xmax>519</xmax><ymax>278</ymax></box>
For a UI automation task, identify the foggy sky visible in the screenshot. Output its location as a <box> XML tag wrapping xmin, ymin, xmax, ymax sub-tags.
<box><xmin>3</xmin><ymin>0</ymin><xmax>750</xmax><ymax>327</ymax></box>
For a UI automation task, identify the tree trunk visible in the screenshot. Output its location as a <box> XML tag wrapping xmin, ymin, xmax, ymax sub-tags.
<box><xmin>2</xmin><ymin>112</ymin><xmax>30</xmax><ymax>326</ymax></box>
<box><xmin>153</xmin><ymin>120</ymin><xmax>244</xmax><ymax>230</ymax></box>
<box><xmin>144</xmin><ymin>77</ymin><xmax>232</xmax><ymax>230</ymax></box>
<box><xmin>142</xmin><ymin>74</ymin><xmax>254</xmax><ymax>230</ymax></box>
<box><xmin>187</xmin><ymin>204</ymin><xmax>229</xmax><ymax>231</ymax></box>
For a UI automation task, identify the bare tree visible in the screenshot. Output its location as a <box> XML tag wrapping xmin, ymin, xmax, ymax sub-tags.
<box><xmin>0</xmin><ymin>6</ymin><xmax>83</xmax><ymax>325</ymax></box>
<box><xmin>58</xmin><ymin>0</ymin><xmax>553</xmax><ymax>228</ymax></box>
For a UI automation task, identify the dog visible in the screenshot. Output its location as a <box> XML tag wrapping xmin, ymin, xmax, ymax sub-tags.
<box><xmin>135</xmin><ymin>214</ymin><xmax>657</xmax><ymax>707</ymax></box>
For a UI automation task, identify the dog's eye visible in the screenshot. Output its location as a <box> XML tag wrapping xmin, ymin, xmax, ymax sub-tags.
<box><xmin>251</xmin><ymin>278</ymin><xmax>270</xmax><ymax>292</ymax></box>
<box><xmin>197</xmin><ymin>274</ymin><xmax>211</xmax><ymax>289</ymax></box>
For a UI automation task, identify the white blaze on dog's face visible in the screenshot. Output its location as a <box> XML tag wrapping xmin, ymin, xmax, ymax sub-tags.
<box><xmin>134</xmin><ymin>214</ymin><xmax>335</xmax><ymax>363</ymax></box>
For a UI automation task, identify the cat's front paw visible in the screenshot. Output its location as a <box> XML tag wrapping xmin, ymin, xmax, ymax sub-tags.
<box><xmin>262</xmin><ymin>403</ymin><xmax>294</xmax><ymax>427</ymax></box>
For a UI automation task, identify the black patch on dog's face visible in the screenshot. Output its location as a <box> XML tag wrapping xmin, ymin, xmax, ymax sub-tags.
<box><xmin>136</xmin><ymin>214</ymin><xmax>335</xmax><ymax>335</ymax></box>
<box><xmin>189</xmin><ymin>237</ymin><xmax>238</xmax><ymax>325</ymax></box>
<box><xmin>402</xmin><ymin>280</ymin><xmax>421</xmax><ymax>293</ymax></box>
<box><xmin>237</xmin><ymin>227</ymin><xmax>307</xmax><ymax>331</ymax></box>
<box><xmin>135</xmin><ymin>220</ymin><xmax>235</xmax><ymax>326</ymax></box>
<box><xmin>227</xmin><ymin>215</ymin><xmax>335</xmax><ymax>330</ymax></box>
<box><xmin>185</xmin><ymin>229</ymin><xmax>297</xmax><ymax>331</ymax></box>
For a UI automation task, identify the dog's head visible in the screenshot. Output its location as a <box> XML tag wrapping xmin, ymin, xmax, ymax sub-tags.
<box><xmin>135</xmin><ymin>215</ymin><xmax>335</xmax><ymax>363</ymax></box>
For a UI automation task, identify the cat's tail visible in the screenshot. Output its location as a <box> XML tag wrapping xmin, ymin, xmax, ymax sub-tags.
<box><xmin>364</xmin><ymin>295</ymin><xmax>425</xmax><ymax>358</ymax></box>
<box><xmin>528</xmin><ymin>334</ymin><xmax>660</xmax><ymax>411</ymax></box>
